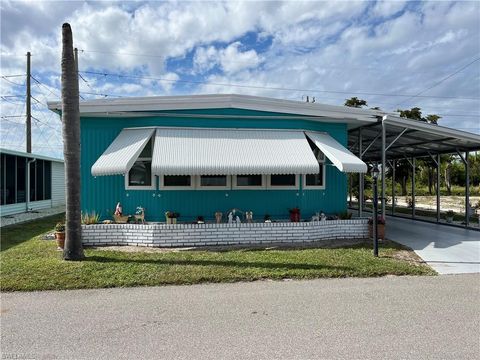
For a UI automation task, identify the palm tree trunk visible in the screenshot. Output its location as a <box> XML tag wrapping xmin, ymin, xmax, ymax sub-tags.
<box><xmin>61</xmin><ymin>23</ymin><xmax>84</xmax><ymax>261</ymax></box>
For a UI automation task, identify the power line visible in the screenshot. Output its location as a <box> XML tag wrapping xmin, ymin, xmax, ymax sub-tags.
<box><xmin>0</xmin><ymin>74</ymin><xmax>26</xmax><ymax>78</ymax></box>
<box><xmin>30</xmin><ymin>75</ymin><xmax>61</xmax><ymax>98</ymax></box>
<box><xmin>80</xmin><ymin>70</ymin><xmax>480</xmax><ymax>101</ymax></box>
<box><xmin>1</xmin><ymin>76</ymin><xmax>25</xmax><ymax>86</ymax></box>
<box><xmin>396</xmin><ymin>56</ymin><xmax>480</xmax><ymax>107</ymax></box>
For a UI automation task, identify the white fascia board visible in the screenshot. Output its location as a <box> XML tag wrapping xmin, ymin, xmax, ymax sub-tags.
<box><xmin>0</xmin><ymin>147</ymin><xmax>64</xmax><ymax>163</ymax></box>
<box><xmin>48</xmin><ymin>94</ymin><xmax>381</xmax><ymax>124</ymax></box>
<box><xmin>382</xmin><ymin>115</ymin><xmax>480</xmax><ymax>144</ymax></box>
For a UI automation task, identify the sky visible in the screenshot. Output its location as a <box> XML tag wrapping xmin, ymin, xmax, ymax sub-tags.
<box><xmin>1</xmin><ymin>0</ymin><xmax>479</xmax><ymax>158</ymax></box>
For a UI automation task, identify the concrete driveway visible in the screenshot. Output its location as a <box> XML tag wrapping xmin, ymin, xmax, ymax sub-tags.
<box><xmin>386</xmin><ymin>216</ymin><xmax>480</xmax><ymax>274</ymax></box>
<box><xmin>2</xmin><ymin>275</ymin><xmax>479</xmax><ymax>360</ymax></box>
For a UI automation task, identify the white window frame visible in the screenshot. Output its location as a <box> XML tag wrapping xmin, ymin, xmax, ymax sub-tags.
<box><xmin>232</xmin><ymin>174</ymin><xmax>266</xmax><ymax>190</ymax></box>
<box><xmin>266</xmin><ymin>174</ymin><xmax>299</xmax><ymax>190</ymax></box>
<box><xmin>196</xmin><ymin>175</ymin><xmax>231</xmax><ymax>190</ymax></box>
<box><xmin>125</xmin><ymin>157</ymin><xmax>155</xmax><ymax>190</ymax></box>
<box><xmin>303</xmin><ymin>164</ymin><xmax>326</xmax><ymax>190</ymax></box>
<box><xmin>160</xmin><ymin>175</ymin><xmax>195</xmax><ymax>190</ymax></box>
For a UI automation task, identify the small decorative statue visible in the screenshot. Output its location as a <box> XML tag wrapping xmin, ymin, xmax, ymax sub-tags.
<box><xmin>245</xmin><ymin>211</ymin><xmax>253</xmax><ymax>223</ymax></box>
<box><xmin>114</xmin><ymin>202</ymin><xmax>123</xmax><ymax>216</ymax></box>
<box><xmin>235</xmin><ymin>215</ymin><xmax>241</xmax><ymax>224</ymax></box>
<box><xmin>320</xmin><ymin>211</ymin><xmax>326</xmax><ymax>222</ymax></box>
<box><xmin>311</xmin><ymin>212</ymin><xmax>320</xmax><ymax>222</ymax></box>
<box><xmin>215</xmin><ymin>212</ymin><xmax>223</xmax><ymax>224</ymax></box>
<box><xmin>228</xmin><ymin>212</ymin><xmax>234</xmax><ymax>224</ymax></box>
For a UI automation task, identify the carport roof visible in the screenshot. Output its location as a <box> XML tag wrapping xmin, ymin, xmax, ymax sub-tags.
<box><xmin>348</xmin><ymin>115</ymin><xmax>480</xmax><ymax>162</ymax></box>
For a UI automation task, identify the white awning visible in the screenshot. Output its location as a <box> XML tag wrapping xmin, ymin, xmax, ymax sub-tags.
<box><xmin>91</xmin><ymin>128</ymin><xmax>155</xmax><ymax>176</ymax></box>
<box><xmin>305</xmin><ymin>132</ymin><xmax>367</xmax><ymax>173</ymax></box>
<box><xmin>152</xmin><ymin>128</ymin><xmax>320</xmax><ymax>175</ymax></box>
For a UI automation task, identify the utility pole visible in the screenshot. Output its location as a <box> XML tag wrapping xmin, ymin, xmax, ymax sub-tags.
<box><xmin>26</xmin><ymin>51</ymin><xmax>31</xmax><ymax>153</ymax></box>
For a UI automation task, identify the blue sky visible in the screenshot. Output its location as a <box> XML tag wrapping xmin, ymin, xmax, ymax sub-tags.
<box><xmin>1</xmin><ymin>0</ymin><xmax>479</xmax><ymax>158</ymax></box>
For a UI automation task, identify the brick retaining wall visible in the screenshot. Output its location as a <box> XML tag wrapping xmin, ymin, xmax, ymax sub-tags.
<box><xmin>81</xmin><ymin>219</ymin><xmax>369</xmax><ymax>247</ymax></box>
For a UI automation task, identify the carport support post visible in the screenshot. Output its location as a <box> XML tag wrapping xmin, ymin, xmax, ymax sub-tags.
<box><xmin>358</xmin><ymin>128</ymin><xmax>364</xmax><ymax>217</ymax></box>
<box><xmin>412</xmin><ymin>158</ymin><xmax>416</xmax><ymax>219</ymax></box>
<box><xmin>381</xmin><ymin>121</ymin><xmax>386</xmax><ymax>219</ymax></box>
<box><xmin>349</xmin><ymin>174</ymin><xmax>352</xmax><ymax>207</ymax></box>
<box><xmin>465</xmin><ymin>151</ymin><xmax>470</xmax><ymax>227</ymax></box>
<box><xmin>436</xmin><ymin>154</ymin><xmax>441</xmax><ymax>223</ymax></box>
<box><xmin>392</xmin><ymin>160</ymin><xmax>396</xmax><ymax>216</ymax></box>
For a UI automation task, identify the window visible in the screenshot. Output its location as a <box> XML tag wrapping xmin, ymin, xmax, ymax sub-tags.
<box><xmin>29</xmin><ymin>161</ymin><xmax>36</xmax><ymax>201</ymax></box>
<box><xmin>16</xmin><ymin>157</ymin><xmax>26</xmax><ymax>203</ymax></box>
<box><xmin>36</xmin><ymin>160</ymin><xmax>44</xmax><ymax>201</ymax></box>
<box><xmin>128</xmin><ymin>161</ymin><xmax>152</xmax><ymax>186</ymax></box>
<box><xmin>5</xmin><ymin>155</ymin><xmax>16</xmax><ymax>204</ymax></box>
<box><xmin>0</xmin><ymin>154</ymin><xmax>5</xmax><ymax>205</ymax></box>
<box><xmin>268</xmin><ymin>174</ymin><xmax>297</xmax><ymax>189</ymax></box>
<box><xmin>233</xmin><ymin>175</ymin><xmax>264</xmax><ymax>189</ymax></box>
<box><xmin>126</xmin><ymin>139</ymin><xmax>154</xmax><ymax>189</ymax></box>
<box><xmin>162</xmin><ymin>175</ymin><xmax>192</xmax><ymax>188</ymax></box>
<box><xmin>44</xmin><ymin>161</ymin><xmax>51</xmax><ymax>200</ymax></box>
<box><xmin>198</xmin><ymin>175</ymin><xmax>229</xmax><ymax>189</ymax></box>
<box><xmin>304</xmin><ymin>166</ymin><xmax>325</xmax><ymax>189</ymax></box>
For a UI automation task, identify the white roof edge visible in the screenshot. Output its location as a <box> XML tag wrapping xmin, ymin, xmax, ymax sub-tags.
<box><xmin>0</xmin><ymin>147</ymin><xmax>64</xmax><ymax>163</ymax></box>
<box><xmin>47</xmin><ymin>94</ymin><xmax>382</xmax><ymax>123</ymax></box>
<box><xmin>383</xmin><ymin>115</ymin><xmax>480</xmax><ymax>144</ymax></box>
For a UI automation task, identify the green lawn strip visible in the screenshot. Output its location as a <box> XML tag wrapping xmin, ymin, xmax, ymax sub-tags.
<box><xmin>1</xmin><ymin>215</ymin><xmax>435</xmax><ymax>292</ymax></box>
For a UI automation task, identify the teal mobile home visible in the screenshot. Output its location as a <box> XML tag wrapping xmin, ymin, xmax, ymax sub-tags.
<box><xmin>48</xmin><ymin>94</ymin><xmax>369</xmax><ymax>223</ymax></box>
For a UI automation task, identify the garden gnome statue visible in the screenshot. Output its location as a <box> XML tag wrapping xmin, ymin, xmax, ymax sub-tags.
<box><xmin>215</xmin><ymin>212</ymin><xmax>223</xmax><ymax>224</ymax></box>
<box><xmin>115</xmin><ymin>202</ymin><xmax>123</xmax><ymax>216</ymax></box>
<box><xmin>228</xmin><ymin>212</ymin><xmax>234</xmax><ymax>223</ymax></box>
<box><xmin>235</xmin><ymin>215</ymin><xmax>241</xmax><ymax>224</ymax></box>
<box><xmin>320</xmin><ymin>211</ymin><xmax>326</xmax><ymax>221</ymax></box>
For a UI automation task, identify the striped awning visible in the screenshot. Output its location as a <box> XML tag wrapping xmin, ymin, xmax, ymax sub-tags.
<box><xmin>151</xmin><ymin>128</ymin><xmax>320</xmax><ymax>175</ymax></box>
<box><xmin>91</xmin><ymin>128</ymin><xmax>155</xmax><ymax>176</ymax></box>
<box><xmin>305</xmin><ymin>131</ymin><xmax>367</xmax><ymax>173</ymax></box>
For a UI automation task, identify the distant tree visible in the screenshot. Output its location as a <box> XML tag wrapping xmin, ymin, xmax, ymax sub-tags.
<box><xmin>425</xmin><ymin>114</ymin><xmax>441</xmax><ymax>125</ymax></box>
<box><xmin>345</xmin><ymin>97</ymin><xmax>367</xmax><ymax>108</ymax></box>
<box><xmin>396</xmin><ymin>107</ymin><xmax>441</xmax><ymax>125</ymax></box>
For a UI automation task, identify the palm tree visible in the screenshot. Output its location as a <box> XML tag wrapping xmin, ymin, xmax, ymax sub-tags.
<box><xmin>61</xmin><ymin>23</ymin><xmax>84</xmax><ymax>260</ymax></box>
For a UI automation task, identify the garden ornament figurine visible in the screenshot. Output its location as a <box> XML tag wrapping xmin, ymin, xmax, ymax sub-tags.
<box><xmin>246</xmin><ymin>211</ymin><xmax>253</xmax><ymax>223</ymax></box>
<box><xmin>235</xmin><ymin>215</ymin><xmax>241</xmax><ymax>224</ymax></box>
<box><xmin>115</xmin><ymin>202</ymin><xmax>123</xmax><ymax>216</ymax></box>
<box><xmin>228</xmin><ymin>212</ymin><xmax>234</xmax><ymax>223</ymax></box>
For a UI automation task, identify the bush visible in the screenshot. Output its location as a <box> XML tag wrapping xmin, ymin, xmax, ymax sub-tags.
<box><xmin>82</xmin><ymin>211</ymin><xmax>100</xmax><ymax>225</ymax></box>
<box><xmin>54</xmin><ymin>222</ymin><xmax>65</xmax><ymax>232</ymax></box>
<box><xmin>338</xmin><ymin>211</ymin><xmax>352</xmax><ymax>220</ymax></box>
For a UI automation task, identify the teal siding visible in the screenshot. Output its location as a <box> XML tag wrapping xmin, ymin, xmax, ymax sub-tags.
<box><xmin>80</xmin><ymin>109</ymin><xmax>347</xmax><ymax>222</ymax></box>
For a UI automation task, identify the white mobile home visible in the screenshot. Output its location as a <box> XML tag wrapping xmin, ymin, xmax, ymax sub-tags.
<box><xmin>0</xmin><ymin>148</ymin><xmax>65</xmax><ymax>216</ymax></box>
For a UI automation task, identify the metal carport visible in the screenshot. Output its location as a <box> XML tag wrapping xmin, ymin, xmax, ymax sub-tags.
<box><xmin>348</xmin><ymin>114</ymin><xmax>480</xmax><ymax>229</ymax></box>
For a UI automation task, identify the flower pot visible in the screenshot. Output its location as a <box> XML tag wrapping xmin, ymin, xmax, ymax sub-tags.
<box><xmin>369</xmin><ymin>224</ymin><xmax>385</xmax><ymax>241</ymax></box>
<box><xmin>167</xmin><ymin>218</ymin><xmax>177</xmax><ymax>224</ymax></box>
<box><xmin>289</xmin><ymin>211</ymin><xmax>300</xmax><ymax>222</ymax></box>
<box><xmin>55</xmin><ymin>232</ymin><xmax>65</xmax><ymax>249</ymax></box>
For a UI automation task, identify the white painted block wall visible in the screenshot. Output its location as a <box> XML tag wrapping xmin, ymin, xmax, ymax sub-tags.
<box><xmin>82</xmin><ymin>219</ymin><xmax>369</xmax><ymax>247</ymax></box>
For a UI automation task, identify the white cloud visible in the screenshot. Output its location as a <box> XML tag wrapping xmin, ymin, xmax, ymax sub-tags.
<box><xmin>1</xmin><ymin>0</ymin><xmax>479</xmax><ymax>158</ymax></box>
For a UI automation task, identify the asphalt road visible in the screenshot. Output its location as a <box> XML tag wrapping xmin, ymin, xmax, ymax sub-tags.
<box><xmin>2</xmin><ymin>275</ymin><xmax>479</xmax><ymax>360</ymax></box>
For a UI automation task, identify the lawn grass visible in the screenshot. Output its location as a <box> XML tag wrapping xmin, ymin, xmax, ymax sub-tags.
<box><xmin>1</xmin><ymin>214</ymin><xmax>435</xmax><ymax>291</ymax></box>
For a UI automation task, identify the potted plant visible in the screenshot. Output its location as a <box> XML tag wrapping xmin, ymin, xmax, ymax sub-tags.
<box><xmin>165</xmin><ymin>211</ymin><xmax>180</xmax><ymax>224</ymax></box>
<box><xmin>289</xmin><ymin>207</ymin><xmax>301</xmax><ymax>222</ymax></box>
<box><xmin>134</xmin><ymin>206</ymin><xmax>145</xmax><ymax>224</ymax></box>
<box><xmin>368</xmin><ymin>216</ymin><xmax>386</xmax><ymax>240</ymax></box>
<box><xmin>54</xmin><ymin>222</ymin><xmax>65</xmax><ymax>250</ymax></box>
<box><xmin>445</xmin><ymin>210</ymin><xmax>455</xmax><ymax>223</ymax></box>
